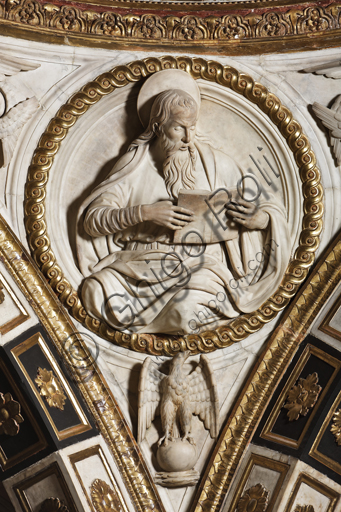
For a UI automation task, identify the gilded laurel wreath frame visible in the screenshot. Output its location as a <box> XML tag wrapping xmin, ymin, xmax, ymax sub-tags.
<box><xmin>24</xmin><ymin>56</ymin><xmax>323</xmax><ymax>356</ymax></box>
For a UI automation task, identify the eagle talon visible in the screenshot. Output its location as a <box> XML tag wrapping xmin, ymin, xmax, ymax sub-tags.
<box><xmin>158</xmin><ymin>436</ymin><xmax>165</xmax><ymax>447</ymax></box>
<box><xmin>138</xmin><ymin>353</ymin><xmax>218</xmax><ymax>450</ymax></box>
<box><xmin>158</xmin><ymin>435</ymin><xmax>173</xmax><ymax>447</ymax></box>
<box><xmin>182</xmin><ymin>435</ymin><xmax>195</xmax><ymax>445</ymax></box>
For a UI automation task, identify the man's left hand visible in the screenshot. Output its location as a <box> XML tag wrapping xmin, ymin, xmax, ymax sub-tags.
<box><xmin>226</xmin><ymin>198</ymin><xmax>269</xmax><ymax>230</ymax></box>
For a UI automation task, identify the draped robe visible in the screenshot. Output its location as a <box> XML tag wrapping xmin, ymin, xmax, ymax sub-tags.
<box><xmin>76</xmin><ymin>141</ymin><xmax>290</xmax><ymax>334</ymax></box>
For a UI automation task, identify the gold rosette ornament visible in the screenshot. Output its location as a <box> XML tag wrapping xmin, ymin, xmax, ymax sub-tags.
<box><xmin>0</xmin><ymin>392</ymin><xmax>24</xmax><ymax>436</ymax></box>
<box><xmin>284</xmin><ymin>372</ymin><xmax>322</xmax><ymax>421</ymax></box>
<box><xmin>91</xmin><ymin>479</ymin><xmax>123</xmax><ymax>512</ymax></box>
<box><xmin>237</xmin><ymin>484</ymin><xmax>269</xmax><ymax>512</ymax></box>
<box><xmin>35</xmin><ymin>368</ymin><xmax>67</xmax><ymax>410</ymax></box>
<box><xmin>40</xmin><ymin>498</ymin><xmax>69</xmax><ymax>512</ymax></box>
<box><xmin>331</xmin><ymin>409</ymin><xmax>341</xmax><ymax>445</ymax></box>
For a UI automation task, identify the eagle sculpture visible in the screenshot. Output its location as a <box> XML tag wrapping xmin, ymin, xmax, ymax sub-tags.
<box><xmin>312</xmin><ymin>95</ymin><xmax>341</xmax><ymax>166</ymax></box>
<box><xmin>138</xmin><ymin>351</ymin><xmax>219</xmax><ymax>447</ymax></box>
<box><xmin>0</xmin><ymin>54</ymin><xmax>40</xmax><ymax>168</ymax></box>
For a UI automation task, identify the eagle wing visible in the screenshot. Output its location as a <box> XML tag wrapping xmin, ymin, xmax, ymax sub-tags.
<box><xmin>313</xmin><ymin>96</ymin><xmax>341</xmax><ymax>165</ymax></box>
<box><xmin>304</xmin><ymin>60</ymin><xmax>341</xmax><ymax>79</ymax></box>
<box><xmin>0</xmin><ymin>97</ymin><xmax>39</xmax><ymax>167</ymax></box>
<box><xmin>187</xmin><ymin>355</ymin><xmax>219</xmax><ymax>438</ymax></box>
<box><xmin>137</xmin><ymin>357</ymin><xmax>164</xmax><ymax>444</ymax></box>
<box><xmin>0</xmin><ymin>53</ymin><xmax>40</xmax><ymax>82</ymax></box>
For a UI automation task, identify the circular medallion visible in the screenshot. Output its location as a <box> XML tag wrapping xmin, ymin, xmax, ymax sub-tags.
<box><xmin>25</xmin><ymin>56</ymin><xmax>323</xmax><ymax>356</ymax></box>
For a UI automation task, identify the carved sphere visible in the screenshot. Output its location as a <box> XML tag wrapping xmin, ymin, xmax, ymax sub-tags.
<box><xmin>157</xmin><ymin>439</ymin><xmax>197</xmax><ymax>472</ymax></box>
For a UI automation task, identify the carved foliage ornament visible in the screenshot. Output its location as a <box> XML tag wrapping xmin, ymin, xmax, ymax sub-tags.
<box><xmin>295</xmin><ymin>507</ymin><xmax>315</xmax><ymax>512</ymax></box>
<box><xmin>237</xmin><ymin>484</ymin><xmax>269</xmax><ymax>512</ymax></box>
<box><xmin>3</xmin><ymin>186</ymin><xmax>341</xmax><ymax>512</ymax></box>
<box><xmin>284</xmin><ymin>372</ymin><xmax>322</xmax><ymax>421</ymax></box>
<box><xmin>1</xmin><ymin>0</ymin><xmax>341</xmax><ymax>46</ymax></box>
<box><xmin>91</xmin><ymin>479</ymin><xmax>123</xmax><ymax>512</ymax></box>
<box><xmin>0</xmin><ymin>392</ymin><xmax>24</xmax><ymax>436</ymax></box>
<box><xmin>35</xmin><ymin>367</ymin><xmax>67</xmax><ymax>410</ymax></box>
<box><xmin>40</xmin><ymin>498</ymin><xmax>69</xmax><ymax>512</ymax></box>
<box><xmin>24</xmin><ymin>56</ymin><xmax>323</xmax><ymax>356</ymax></box>
<box><xmin>331</xmin><ymin>408</ymin><xmax>341</xmax><ymax>445</ymax></box>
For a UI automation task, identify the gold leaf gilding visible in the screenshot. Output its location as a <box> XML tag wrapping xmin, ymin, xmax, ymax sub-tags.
<box><xmin>35</xmin><ymin>367</ymin><xmax>67</xmax><ymax>410</ymax></box>
<box><xmin>237</xmin><ymin>484</ymin><xmax>269</xmax><ymax>512</ymax></box>
<box><xmin>0</xmin><ymin>392</ymin><xmax>24</xmax><ymax>436</ymax></box>
<box><xmin>91</xmin><ymin>479</ymin><xmax>123</xmax><ymax>512</ymax></box>
<box><xmin>2</xmin><ymin>0</ymin><xmax>341</xmax><ymax>55</ymax></box>
<box><xmin>284</xmin><ymin>372</ymin><xmax>322</xmax><ymax>421</ymax></box>
<box><xmin>40</xmin><ymin>498</ymin><xmax>70</xmax><ymax>512</ymax></box>
<box><xmin>24</xmin><ymin>56</ymin><xmax>323</xmax><ymax>357</ymax></box>
<box><xmin>0</xmin><ymin>283</ymin><xmax>5</xmax><ymax>304</ymax></box>
<box><xmin>331</xmin><ymin>409</ymin><xmax>341</xmax><ymax>446</ymax></box>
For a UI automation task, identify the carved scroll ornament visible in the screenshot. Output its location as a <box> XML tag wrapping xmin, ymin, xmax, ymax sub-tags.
<box><xmin>1</xmin><ymin>0</ymin><xmax>341</xmax><ymax>54</ymax></box>
<box><xmin>24</xmin><ymin>56</ymin><xmax>323</xmax><ymax>357</ymax></box>
<box><xmin>2</xmin><ymin>185</ymin><xmax>341</xmax><ymax>512</ymax></box>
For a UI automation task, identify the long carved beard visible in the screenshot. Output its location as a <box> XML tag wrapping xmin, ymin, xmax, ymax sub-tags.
<box><xmin>160</xmin><ymin>132</ymin><xmax>197</xmax><ymax>199</ymax></box>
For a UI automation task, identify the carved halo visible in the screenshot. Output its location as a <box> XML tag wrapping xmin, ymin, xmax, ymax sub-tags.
<box><xmin>24</xmin><ymin>56</ymin><xmax>323</xmax><ymax>356</ymax></box>
<box><xmin>137</xmin><ymin>68</ymin><xmax>201</xmax><ymax>127</ymax></box>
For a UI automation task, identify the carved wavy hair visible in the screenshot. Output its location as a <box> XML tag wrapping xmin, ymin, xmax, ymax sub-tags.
<box><xmin>128</xmin><ymin>89</ymin><xmax>198</xmax><ymax>150</ymax></box>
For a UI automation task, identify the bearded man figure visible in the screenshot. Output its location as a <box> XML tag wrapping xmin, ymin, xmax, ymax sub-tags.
<box><xmin>77</xmin><ymin>71</ymin><xmax>290</xmax><ymax>334</ymax></box>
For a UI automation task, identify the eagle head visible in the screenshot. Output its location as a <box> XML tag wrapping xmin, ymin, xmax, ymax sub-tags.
<box><xmin>169</xmin><ymin>350</ymin><xmax>191</xmax><ymax>371</ymax></box>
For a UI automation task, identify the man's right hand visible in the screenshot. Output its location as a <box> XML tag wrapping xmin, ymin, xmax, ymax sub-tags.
<box><xmin>141</xmin><ymin>201</ymin><xmax>194</xmax><ymax>230</ymax></box>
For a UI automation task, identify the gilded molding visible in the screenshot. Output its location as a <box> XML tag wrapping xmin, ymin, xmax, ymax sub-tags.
<box><xmin>1</xmin><ymin>0</ymin><xmax>341</xmax><ymax>54</ymax></box>
<box><xmin>228</xmin><ymin>454</ymin><xmax>289</xmax><ymax>512</ymax></box>
<box><xmin>0</xmin><ymin>195</ymin><xmax>340</xmax><ymax>512</ymax></box>
<box><xmin>24</xmin><ymin>56</ymin><xmax>323</xmax><ymax>356</ymax></box>
<box><xmin>260</xmin><ymin>344</ymin><xmax>340</xmax><ymax>449</ymax></box>
<box><xmin>194</xmin><ymin>234</ymin><xmax>341</xmax><ymax>512</ymax></box>
<box><xmin>0</xmin><ymin>219</ymin><xmax>164</xmax><ymax>512</ymax></box>
<box><xmin>283</xmin><ymin>473</ymin><xmax>338</xmax><ymax>512</ymax></box>
<box><xmin>237</xmin><ymin>484</ymin><xmax>268</xmax><ymax>512</ymax></box>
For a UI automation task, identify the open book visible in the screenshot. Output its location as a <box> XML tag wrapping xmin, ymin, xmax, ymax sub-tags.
<box><xmin>173</xmin><ymin>188</ymin><xmax>240</xmax><ymax>244</ymax></box>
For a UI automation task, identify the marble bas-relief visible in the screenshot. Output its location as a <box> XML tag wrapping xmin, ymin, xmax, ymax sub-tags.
<box><xmin>77</xmin><ymin>69</ymin><xmax>291</xmax><ymax>335</ymax></box>
<box><xmin>312</xmin><ymin>96</ymin><xmax>341</xmax><ymax>166</ymax></box>
<box><xmin>0</xmin><ymin>54</ymin><xmax>39</xmax><ymax>168</ymax></box>
<box><xmin>138</xmin><ymin>351</ymin><xmax>218</xmax><ymax>487</ymax></box>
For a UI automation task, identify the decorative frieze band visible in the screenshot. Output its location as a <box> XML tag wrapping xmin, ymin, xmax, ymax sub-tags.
<box><xmin>1</xmin><ymin>0</ymin><xmax>341</xmax><ymax>50</ymax></box>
